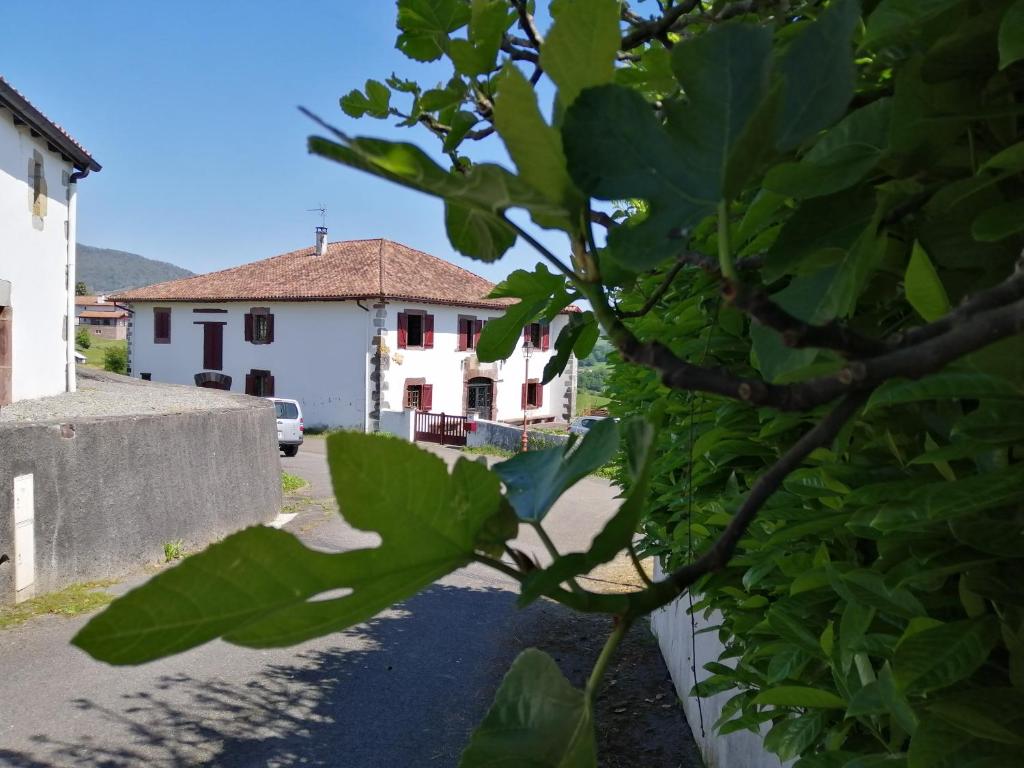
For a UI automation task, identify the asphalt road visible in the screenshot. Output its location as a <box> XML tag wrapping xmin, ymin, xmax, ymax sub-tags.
<box><xmin>0</xmin><ymin>438</ymin><xmax>698</xmax><ymax>767</ymax></box>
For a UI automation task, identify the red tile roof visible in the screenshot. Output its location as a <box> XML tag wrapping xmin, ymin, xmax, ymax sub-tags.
<box><xmin>112</xmin><ymin>239</ymin><xmax>518</xmax><ymax>309</ymax></box>
<box><xmin>0</xmin><ymin>76</ymin><xmax>100</xmax><ymax>172</ymax></box>
<box><xmin>79</xmin><ymin>309</ymin><xmax>128</xmax><ymax>319</ymax></box>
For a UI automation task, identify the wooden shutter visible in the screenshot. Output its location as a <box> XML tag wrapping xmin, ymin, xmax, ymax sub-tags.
<box><xmin>266</xmin><ymin>314</ymin><xmax>275</xmax><ymax>344</ymax></box>
<box><xmin>474</xmin><ymin>319</ymin><xmax>483</xmax><ymax>348</ymax></box>
<box><xmin>457</xmin><ymin>319</ymin><xmax>467</xmax><ymax>351</ymax></box>
<box><xmin>244</xmin><ymin>313</ymin><xmax>253</xmax><ymax>342</ymax></box>
<box><xmin>537</xmin><ymin>382</ymin><xmax>544</xmax><ymax>407</ymax></box>
<box><xmin>245</xmin><ymin>373</ymin><xmax>255</xmax><ymax>395</ymax></box>
<box><xmin>421</xmin><ymin>384</ymin><xmax>433</xmax><ymax>410</ymax></box>
<box><xmin>266</xmin><ymin>374</ymin><xmax>275</xmax><ymax>397</ymax></box>
<box><xmin>154</xmin><ymin>308</ymin><xmax>171</xmax><ymax>343</ymax></box>
<box><xmin>541</xmin><ymin>323</ymin><xmax>550</xmax><ymax>351</ymax></box>
<box><xmin>397</xmin><ymin>312</ymin><xmax>408</xmax><ymax>348</ymax></box>
<box><xmin>203</xmin><ymin>323</ymin><xmax>224</xmax><ymax>370</ymax></box>
<box><xmin>521</xmin><ymin>383</ymin><xmax>528</xmax><ymax>409</ymax></box>
<box><xmin>424</xmin><ymin>314</ymin><xmax>434</xmax><ymax>348</ymax></box>
<box><xmin>523</xmin><ymin>325</ymin><xmax>530</xmax><ymax>342</ymax></box>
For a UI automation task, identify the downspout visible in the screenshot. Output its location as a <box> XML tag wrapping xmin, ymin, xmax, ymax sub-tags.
<box><xmin>65</xmin><ymin>168</ymin><xmax>89</xmax><ymax>392</ymax></box>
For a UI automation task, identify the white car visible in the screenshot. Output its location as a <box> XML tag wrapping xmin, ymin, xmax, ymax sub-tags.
<box><xmin>569</xmin><ymin>415</ymin><xmax>611</xmax><ymax>436</ymax></box>
<box><xmin>268</xmin><ymin>397</ymin><xmax>304</xmax><ymax>456</ymax></box>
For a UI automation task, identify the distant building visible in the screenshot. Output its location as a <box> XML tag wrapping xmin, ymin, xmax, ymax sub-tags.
<box><xmin>75</xmin><ymin>295</ymin><xmax>129</xmax><ymax>340</ymax></box>
<box><xmin>115</xmin><ymin>230</ymin><xmax>577</xmax><ymax>430</ymax></box>
<box><xmin>0</xmin><ymin>76</ymin><xmax>101</xmax><ymax>404</ymax></box>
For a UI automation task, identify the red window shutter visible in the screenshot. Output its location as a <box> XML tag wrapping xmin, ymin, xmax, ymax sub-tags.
<box><xmin>421</xmin><ymin>384</ymin><xmax>433</xmax><ymax>410</ymax></box>
<box><xmin>397</xmin><ymin>312</ymin><xmax>408</xmax><ymax>348</ymax></box>
<box><xmin>521</xmin><ymin>383</ymin><xmax>528</xmax><ymax>409</ymax></box>
<box><xmin>474</xmin><ymin>319</ymin><xmax>483</xmax><ymax>348</ymax></box>
<box><xmin>266</xmin><ymin>374</ymin><xmax>275</xmax><ymax>397</ymax></box>
<box><xmin>457</xmin><ymin>319</ymin><xmax>467</xmax><ymax>351</ymax></box>
<box><xmin>245</xmin><ymin>373</ymin><xmax>255</xmax><ymax>395</ymax></box>
<box><xmin>523</xmin><ymin>325</ymin><xmax>530</xmax><ymax>342</ymax></box>
<box><xmin>537</xmin><ymin>383</ymin><xmax>544</xmax><ymax>407</ymax></box>
<box><xmin>204</xmin><ymin>324</ymin><xmax>224</xmax><ymax>370</ymax></box>
<box><xmin>266</xmin><ymin>314</ymin><xmax>275</xmax><ymax>344</ymax></box>
<box><xmin>244</xmin><ymin>313</ymin><xmax>253</xmax><ymax>342</ymax></box>
<box><xmin>154</xmin><ymin>308</ymin><xmax>170</xmax><ymax>343</ymax></box>
<box><xmin>541</xmin><ymin>323</ymin><xmax>550</xmax><ymax>351</ymax></box>
<box><xmin>424</xmin><ymin>314</ymin><xmax>434</xmax><ymax>348</ymax></box>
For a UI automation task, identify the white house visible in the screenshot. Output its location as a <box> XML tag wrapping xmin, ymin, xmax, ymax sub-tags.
<box><xmin>114</xmin><ymin>230</ymin><xmax>577</xmax><ymax>431</ymax></box>
<box><xmin>0</xmin><ymin>76</ymin><xmax>101</xmax><ymax>404</ymax></box>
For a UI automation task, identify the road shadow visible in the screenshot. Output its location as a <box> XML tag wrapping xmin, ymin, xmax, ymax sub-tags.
<box><xmin>0</xmin><ymin>583</ymin><xmax>699</xmax><ymax>767</ymax></box>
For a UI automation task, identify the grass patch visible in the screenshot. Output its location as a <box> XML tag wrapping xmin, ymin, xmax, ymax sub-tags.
<box><xmin>282</xmin><ymin>472</ymin><xmax>308</xmax><ymax>493</ymax></box>
<box><xmin>462</xmin><ymin>445</ymin><xmax>516</xmax><ymax>460</ymax></box>
<box><xmin>577</xmin><ymin>391</ymin><xmax>611</xmax><ymax>415</ymax></box>
<box><xmin>163</xmin><ymin>539</ymin><xmax>185</xmax><ymax>562</ymax></box>
<box><xmin>0</xmin><ymin>580</ymin><xmax>117</xmax><ymax>631</ymax></box>
<box><xmin>77</xmin><ymin>338</ymin><xmax>126</xmax><ymax>369</ymax></box>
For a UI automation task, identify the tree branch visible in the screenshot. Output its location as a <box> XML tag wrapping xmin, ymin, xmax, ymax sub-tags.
<box><xmin>617</xmin><ymin>259</ymin><xmax>687</xmax><ymax>318</ymax></box>
<box><xmin>510</xmin><ymin>0</ymin><xmax>543</xmax><ymax>49</ymax></box>
<box><xmin>728</xmin><ymin>282</ymin><xmax>889</xmax><ymax>358</ymax></box>
<box><xmin>621</xmin><ymin>0</ymin><xmax>701</xmax><ymax>50</ymax></box>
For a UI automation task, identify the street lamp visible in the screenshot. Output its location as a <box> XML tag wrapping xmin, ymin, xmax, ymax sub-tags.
<box><xmin>521</xmin><ymin>337</ymin><xmax>533</xmax><ymax>452</ymax></box>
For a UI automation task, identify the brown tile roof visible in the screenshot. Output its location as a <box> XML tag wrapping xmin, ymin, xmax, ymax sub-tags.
<box><xmin>112</xmin><ymin>239</ymin><xmax>520</xmax><ymax>309</ymax></box>
<box><xmin>0</xmin><ymin>76</ymin><xmax>100</xmax><ymax>173</ymax></box>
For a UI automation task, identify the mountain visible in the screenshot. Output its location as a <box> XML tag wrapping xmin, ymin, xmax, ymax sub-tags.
<box><xmin>77</xmin><ymin>244</ymin><xmax>193</xmax><ymax>294</ymax></box>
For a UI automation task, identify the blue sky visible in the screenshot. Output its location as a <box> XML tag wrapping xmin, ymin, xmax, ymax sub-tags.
<box><xmin>1</xmin><ymin>1</ymin><xmax>567</xmax><ymax>283</ymax></box>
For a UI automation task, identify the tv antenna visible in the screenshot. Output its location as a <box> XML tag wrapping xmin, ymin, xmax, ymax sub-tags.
<box><xmin>307</xmin><ymin>204</ymin><xmax>327</xmax><ymax>227</ymax></box>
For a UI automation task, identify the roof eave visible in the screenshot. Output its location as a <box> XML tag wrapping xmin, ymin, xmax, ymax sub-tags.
<box><xmin>0</xmin><ymin>80</ymin><xmax>101</xmax><ymax>172</ymax></box>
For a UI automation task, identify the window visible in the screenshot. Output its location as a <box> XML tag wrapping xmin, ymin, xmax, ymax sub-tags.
<box><xmin>244</xmin><ymin>308</ymin><xmax>275</xmax><ymax>344</ymax></box>
<box><xmin>154</xmin><ymin>307</ymin><xmax>171</xmax><ymax>343</ymax></box>
<box><xmin>458</xmin><ymin>316</ymin><xmax>482</xmax><ymax>351</ymax></box>
<box><xmin>404</xmin><ymin>378</ymin><xmax>433</xmax><ymax>410</ymax></box>
<box><xmin>522</xmin><ymin>380</ymin><xmax>543</xmax><ymax>410</ymax></box>
<box><xmin>274</xmin><ymin>400</ymin><xmax>298</xmax><ymax>419</ymax></box>
<box><xmin>140</xmin><ymin>373</ymin><xmax>152</xmax><ymax>381</ymax></box>
<box><xmin>397</xmin><ymin>311</ymin><xmax>434</xmax><ymax>349</ymax></box>
<box><xmin>201</xmin><ymin>322</ymin><xmax>224</xmax><ymax>370</ymax></box>
<box><xmin>246</xmin><ymin>369</ymin><xmax>275</xmax><ymax>397</ymax></box>
<box><xmin>31</xmin><ymin>157</ymin><xmax>46</xmax><ymax>218</ymax></box>
<box><xmin>523</xmin><ymin>322</ymin><xmax>550</xmax><ymax>351</ymax></box>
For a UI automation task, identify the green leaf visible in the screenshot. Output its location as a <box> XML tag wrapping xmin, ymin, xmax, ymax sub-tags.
<box><xmin>765</xmin><ymin>98</ymin><xmax>892</xmax><ymax>199</ymax></box>
<box><xmin>459</xmin><ymin>648</ymin><xmax>595</xmax><ymax>767</ymax></box>
<box><xmin>563</xmin><ymin>84</ymin><xmax>717</xmax><ymax>270</ymax></box>
<box><xmin>754</xmin><ymin>686</ymin><xmax>847</xmax><ymax>709</ymax></box>
<box><xmin>445</xmin><ymin>200</ymin><xmax>516</xmax><ymax>261</ymax></box>
<box><xmin>669</xmin><ymin>23</ymin><xmax>774</xmax><ymax>200</ymax></box>
<box><xmin>477</xmin><ymin>264</ymin><xmax>564</xmax><ymax>362</ymax></box>
<box><xmin>518</xmin><ymin>417</ymin><xmax>656</xmax><ymax>603</ymax></box>
<box><xmin>448</xmin><ymin>0</ymin><xmax>509</xmax><ymax>76</ymax></box>
<box><xmin>909</xmin><ymin>714</ymin><xmax>1022</xmax><ymax>768</ymax></box>
<box><xmin>904</xmin><ymin>241</ymin><xmax>950</xmax><ymax>322</ymax></box>
<box><xmin>494</xmin><ymin>418</ymin><xmax>619</xmax><ymax>523</ymax></box>
<box><xmin>396</xmin><ymin>0</ymin><xmax>470</xmax><ymax>61</ymax></box>
<box><xmin>776</xmin><ymin>0</ymin><xmax>861</xmax><ymax>151</ymax></box>
<box><xmin>999</xmin><ymin>0</ymin><xmax>1024</xmax><ymax>69</ymax></box>
<box><xmin>894</xmin><ymin>617</ymin><xmax>999</xmax><ymax>693</ymax></box>
<box><xmin>866</xmin><ymin>371</ymin><xmax>1024</xmax><ymax>411</ymax></box>
<box><xmin>73</xmin><ymin>434</ymin><xmax>512</xmax><ymax>664</ymax></box>
<box><xmin>442</xmin><ymin>110</ymin><xmax>479</xmax><ymax>152</ymax></box>
<box><xmin>542</xmin><ymin>311</ymin><xmax>597</xmax><ymax>385</ymax></box>
<box><xmin>927</xmin><ymin>688</ymin><xmax>1024</xmax><ymax>745</ymax></box>
<box><xmin>863</xmin><ymin>0</ymin><xmax>965</xmax><ymax>48</ymax></box>
<box><xmin>541</xmin><ymin>0</ymin><xmax>620</xmax><ymax>112</ymax></box>
<box><xmin>309</xmin><ymin>134</ymin><xmax>567</xmax><ymax>257</ymax></box>
<box><xmin>838</xmin><ymin>570</ymin><xmax>926</xmax><ymax>619</ymax></box>
<box><xmin>972</xmin><ymin>198</ymin><xmax>1024</xmax><ymax>241</ymax></box>
<box><xmin>493</xmin><ymin>64</ymin><xmax>580</xmax><ymax>220</ymax></box>
<box><xmin>764</xmin><ymin>712</ymin><xmax>826</xmax><ymax>762</ymax></box>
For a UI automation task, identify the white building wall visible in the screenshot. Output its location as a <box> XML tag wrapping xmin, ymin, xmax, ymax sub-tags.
<box><xmin>129</xmin><ymin>301</ymin><xmax>371</xmax><ymax>429</ymax></box>
<box><xmin>0</xmin><ymin>115</ymin><xmax>75</xmax><ymax>401</ymax></box>
<box><xmin>381</xmin><ymin>301</ymin><xmax>573</xmax><ymax>423</ymax></box>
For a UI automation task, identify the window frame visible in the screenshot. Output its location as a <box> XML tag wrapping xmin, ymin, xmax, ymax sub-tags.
<box><xmin>153</xmin><ymin>307</ymin><xmax>172</xmax><ymax>344</ymax></box>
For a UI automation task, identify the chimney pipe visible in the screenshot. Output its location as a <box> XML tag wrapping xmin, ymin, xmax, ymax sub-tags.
<box><xmin>315</xmin><ymin>226</ymin><xmax>328</xmax><ymax>257</ymax></box>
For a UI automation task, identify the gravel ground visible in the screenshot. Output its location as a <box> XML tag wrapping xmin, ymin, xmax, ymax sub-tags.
<box><xmin>0</xmin><ymin>367</ymin><xmax>255</xmax><ymax>424</ymax></box>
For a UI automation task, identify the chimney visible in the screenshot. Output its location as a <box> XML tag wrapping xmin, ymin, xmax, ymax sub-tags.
<box><xmin>315</xmin><ymin>226</ymin><xmax>328</xmax><ymax>257</ymax></box>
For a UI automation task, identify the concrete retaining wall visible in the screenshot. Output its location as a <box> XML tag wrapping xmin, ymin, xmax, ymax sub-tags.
<box><xmin>466</xmin><ymin>418</ymin><xmax>568</xmax><ymax>452</ymax></box>
<box><xmin>379</xmin><ymin>408</ymin><xmax>415</xmax><ymax>441</ymax></box>
<box><xmin>0</xmin><ymin>401</ymin><xmax>282</xmax><ymax>605</ymax></box>
<box><xmin>650</xmin><ymin>561</ymin><xmax>785</xmax><ymax>768</ymax></box>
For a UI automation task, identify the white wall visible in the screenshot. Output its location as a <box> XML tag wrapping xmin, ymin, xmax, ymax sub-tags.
<box><xmin>129</xmin><ymin>301</ymin><xmax>371</xmax><ymax>429</ymax></box>
<box><xmin>651</xmin><ymin>561</ymin><xmax>786</xmax><ymax>768</ymax></box>
<box><xmin>0</xmin><ymin>115</ymin><xmax>75</xmax><ymax>401</ymax></box>
<box><xmin>381</xmin><ymin>301</ymin><xmax>574</xmax><ymax>423</ymax></box>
